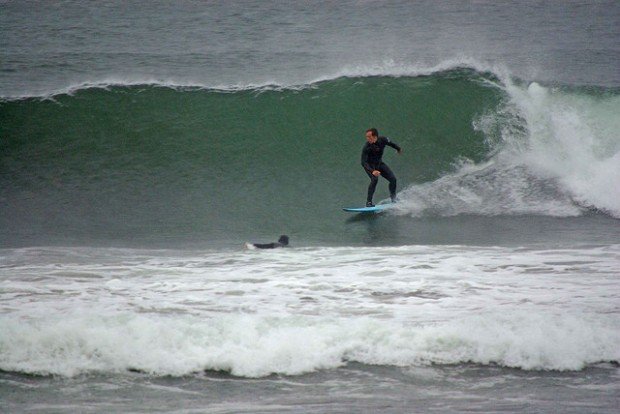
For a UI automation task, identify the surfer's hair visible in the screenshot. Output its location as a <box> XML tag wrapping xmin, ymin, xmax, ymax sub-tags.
<box><xmin>366</xmin><ymin>128</ymin><xmax>378</xmax><ymax>137</ymax></box>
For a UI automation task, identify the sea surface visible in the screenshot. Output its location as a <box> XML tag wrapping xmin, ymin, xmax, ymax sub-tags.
<box><xmin>1</xmin><ymin>1</ymin><xmax>619</xmax><ymax>413</ymax></box>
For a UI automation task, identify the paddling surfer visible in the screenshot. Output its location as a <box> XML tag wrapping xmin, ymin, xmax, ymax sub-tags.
<box><xmin>361</xmin><ymin>128</ymin><xmax>402</xmax><ymax>207</ymax></box>
<box><xmin>245</xmin><ymin>235</ymin><xmax>290</xmax><ymax>249</ymax></box>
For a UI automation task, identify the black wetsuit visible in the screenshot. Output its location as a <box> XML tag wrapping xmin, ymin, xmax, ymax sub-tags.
<box><xmin>252</xmin><ymin>235</ymin><xmax>289</xmax><ymax>249</ymax></box>
<box><xmin>253</xmin><ymin>242</ymin><xmax>287</xmax><ymax>249</ymax></box>
<box><xmin>361</xmin><ymin>136</ymin><xmax>401</xmax><ymax>204</ymax></box>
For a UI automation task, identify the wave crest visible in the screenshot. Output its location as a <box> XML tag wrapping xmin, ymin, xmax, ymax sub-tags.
<box><xmin>1</xmin><ymin>311</ymin><xmax>617</xmax><ymax>377</ymax></box>
<box><xmin>2</xmin><ymin>57</ymin><xmax>508</xmax><ymax>101</ymax></box>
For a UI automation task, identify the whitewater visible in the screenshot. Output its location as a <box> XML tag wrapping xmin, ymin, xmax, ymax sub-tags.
<box><xmin>2</xmin><ymin>244</ymin><xmax>619</xmax><ymax>378</ymax></box>
<box><xmin>396</xmin><ymin>72</ymin><xmax>620</xmax><ymax>219</ymax></box>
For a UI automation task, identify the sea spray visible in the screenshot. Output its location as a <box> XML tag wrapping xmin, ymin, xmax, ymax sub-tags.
<box><xmin>396</xmin><ymin>77</ymin><xmax>620</xmax><ymax>218</ymax></box>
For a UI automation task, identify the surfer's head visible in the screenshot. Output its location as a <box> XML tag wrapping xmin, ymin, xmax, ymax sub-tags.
<box><xmin>278</xmin><ymin>235</ymin><xmax>289</xmax><ymax>245</ymax></box>
<box><xmin>365</xmin><ymin>128</ymin><xmax>378</xmax><ymax>143</ymax></box>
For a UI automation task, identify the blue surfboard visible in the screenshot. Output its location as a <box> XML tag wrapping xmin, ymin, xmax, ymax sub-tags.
<box><xmin>342</xmin><ymin>203</ymin><xmax>393</xmax><ymax>213</ymax></box>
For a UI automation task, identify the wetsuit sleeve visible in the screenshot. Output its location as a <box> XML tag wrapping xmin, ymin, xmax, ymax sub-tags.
<box><xmin>253</xmin><ymin>242</ymin><xmax>278</xmax><ymax>249</ymax></box>
<box><xmin>361</xmin><ymin>145</ymin><xmax>373</xmax><ymax>172</ymax></box>
<box><xmin>385</xmin><ymin>137</ymin><xmax>401</xmax><ymax>152</ymax></box>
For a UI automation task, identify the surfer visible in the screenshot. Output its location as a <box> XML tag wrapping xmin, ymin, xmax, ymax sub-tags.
<box><xmin>361</xmin><ymin>128</ymin><xmax>402</xmax><ymax>207</ymax></box>
<box><xmin>245</xmin><ymin>235</ymin><xmax>290</xmax><ymax>249</ymax></box>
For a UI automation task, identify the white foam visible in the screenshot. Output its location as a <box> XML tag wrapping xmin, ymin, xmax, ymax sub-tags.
<box><xmin>1</xmin><ymin>245</ymin><xmax>618</xmax><ymax>377</ymax></box>
<box><xmin>510</xmin><ymin>82</ymin><xmax>620</xmax><ymax>217</ymax></box>
<box><xmin>396</xmin><ymin>79</ymin><xmax>620</xmax><ymax>218</ymax></box>
<box><xmin>1</xmin><ymin>310</ymin><xmax>617</xmax><ymax>377</ymax></box>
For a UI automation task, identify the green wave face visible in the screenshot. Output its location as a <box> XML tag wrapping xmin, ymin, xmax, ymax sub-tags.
<box><xmin>1</xmin><ymin>72</ymin><xmax>502</xmax><ymax>246</ymax></box>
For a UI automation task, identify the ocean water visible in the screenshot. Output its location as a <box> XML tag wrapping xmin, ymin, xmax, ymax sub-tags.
<box><xmin>1</xmin><ymin>1</ymin><xmax>619</xmax><ymax>413</ymax></box>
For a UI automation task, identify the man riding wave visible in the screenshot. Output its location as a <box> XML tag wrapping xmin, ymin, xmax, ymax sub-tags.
<box><xmin>361</xmin><ymin>128</ymin><xmax>402</xmax><ymax>207</ymax></box>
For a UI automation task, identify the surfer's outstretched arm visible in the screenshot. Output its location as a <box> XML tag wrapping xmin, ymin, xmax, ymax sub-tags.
<box><xmin>385</xmin><ymin>137</ymin><xmax>402</xmax><ymax>153</ymax></box>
